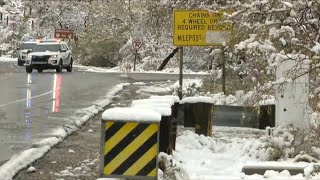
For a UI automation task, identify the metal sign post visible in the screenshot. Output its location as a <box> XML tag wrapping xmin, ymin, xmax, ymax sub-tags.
<box><xmin>132</xmin><ymin>26</ymin><xmax>143</xmax><ymax>71</ymax></box>
<box><xmin>132</xmin><ymin>39</ymin><xmax>142</xmax><ymax>71</ymax></box>
<box><xmin>134</xmin><ymin>50</ymin><xmax>138</xmax><ymax>71</ymax></box>
<box><xmin>179</xmin><ymin>46</ymin><xmax>183</xmax><ymax>100</ymax></box>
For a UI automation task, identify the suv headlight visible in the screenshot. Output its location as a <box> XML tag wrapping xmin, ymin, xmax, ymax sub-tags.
<box><xmin>51</xmin><ymin>55</ymin><xmax>58</xmax><ymax>58</ymax></box>
<box><xmin>27</xmin><ymin>54</ymin><xmax>32</xmax><ymax>59</ymax></box>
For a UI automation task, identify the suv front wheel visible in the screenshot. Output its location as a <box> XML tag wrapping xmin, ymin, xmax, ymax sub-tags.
<box><xmin>56</xmin><ymin>60</ymin><xmax>63</xmax><ymax>73</ymax></box>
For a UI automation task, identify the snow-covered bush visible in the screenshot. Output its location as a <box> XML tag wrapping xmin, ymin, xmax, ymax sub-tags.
<box><xmin>242</xmin><ymin>125</ymin><xmax>295</xmax><ymax>161</ymax></box>
<box><xmin>158</xmin><ymin>152</ymin><xmax>190</xmax><ymax>180</ymax></box>
<box><xmin>241</xmin><ymin>123</ymin><xmax>320</xmax><ymax>162</ymax></box>
<box><xmin>171</xmin><ymin>79</ymin><xmax>203</xmax><ymax>98</ymax></box>
<box><xmin>308</xmin><ymin>113</ymin><xmax>320</xmax><ymax>159</ymax></box>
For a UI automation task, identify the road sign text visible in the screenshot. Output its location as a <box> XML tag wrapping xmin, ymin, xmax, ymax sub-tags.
<box><xmin>173</xmin><ymin>10</ymin><xmax>232</xmax><ymax>46</ymax></box>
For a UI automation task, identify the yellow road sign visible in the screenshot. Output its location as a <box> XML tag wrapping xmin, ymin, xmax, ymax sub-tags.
<box><xmin>102</xmin><ymin>121</ymin><xmax>159</xmax><ymax>179</ymax></box>
<box><xmin>173</xmin><ymin>10</ymin><xmax>232</xmax><ymax>46</ymax></box>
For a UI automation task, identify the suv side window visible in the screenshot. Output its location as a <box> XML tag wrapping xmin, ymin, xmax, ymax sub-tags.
<box><xmin>60</xmin><ymin>44</ymin><xmax>65</xmax><ymax>51</ymax></box>
<box><xmin>64</xmin><ymin>44</ymin><xmax>69</xmax><ymax>50</ymax></box>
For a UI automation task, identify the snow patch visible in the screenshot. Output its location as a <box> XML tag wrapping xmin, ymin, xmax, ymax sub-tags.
<box><xmin>27</xmin><ymin>166</ymin><xmax>36</xmax><ymax>173</ymax></box>
<box><xmin>102</xmin><ymin>107</ymin><xmax>161</xmax><ymax>122</ymax></box>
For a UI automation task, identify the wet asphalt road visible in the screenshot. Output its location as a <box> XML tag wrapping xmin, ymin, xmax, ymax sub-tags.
<box><xmin>0</xmin><ymin>61</ymin><xmax>125</xmax><ymax>164</ymax></box>
<box><xmin>0</xmin><ymin>60</ymin><xmax>208</xmax><ymax>165</ymax></box>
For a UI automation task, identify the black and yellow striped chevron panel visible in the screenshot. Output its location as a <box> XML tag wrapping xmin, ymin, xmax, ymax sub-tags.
<box><xmin>102</xmin><ymin>121</ymin><xmax>159</xmax><ymax>179</ymax></box>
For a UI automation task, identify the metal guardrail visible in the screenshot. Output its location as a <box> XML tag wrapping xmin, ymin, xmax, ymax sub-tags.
<box><xmin>177</xmin><ymin>104</ymin><xmax>275</xmax><ymax>129</ymax></box>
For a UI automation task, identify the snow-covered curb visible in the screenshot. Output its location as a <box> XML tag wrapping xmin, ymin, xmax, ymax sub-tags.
<box><xmin>0</xmin><ymin>83</ymin><xmax>130</xmax><ymax>179</ymax></box>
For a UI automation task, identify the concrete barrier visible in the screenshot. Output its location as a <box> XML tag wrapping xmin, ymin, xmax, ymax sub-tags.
<box><xmin>101</xmin><ymin>107</ymin><xmax>161</xmax><ymax>179</ymax></box>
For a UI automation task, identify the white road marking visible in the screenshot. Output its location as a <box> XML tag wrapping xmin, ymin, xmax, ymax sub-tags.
<box><xmin>0</xmin><ymin>90</ymin><xmax>53</xmax><ymax>108</ymax></box>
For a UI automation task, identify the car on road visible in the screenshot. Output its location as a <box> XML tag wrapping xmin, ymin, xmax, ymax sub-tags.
<box><xmin>25</xmin><ymin>40</ymin><xmax>73</xmax><ymax>73</ymax></box>
<box><xmin>17</xmin><ymin>41</ymin><xmax>37</xmax><ymax>66</ymax></box>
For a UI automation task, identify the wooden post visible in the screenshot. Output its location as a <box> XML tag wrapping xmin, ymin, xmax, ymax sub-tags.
<box><xmin>183</xmin><ymin>103</ymin><xmax>194</xmax><ymax>127</ymax></box>
<box><xmin>259</xmin><ymin>105</ymin><xmax>275</xmax><ymax>129</ymax></box>
<box><xmin>194</xmin><ymin>103</ymin><xmax>214</xmax><ymax>137</ymax></box>
<box><xmin>159</xmin><ymin>116</ymin><xmax>172</xmax><ymax>154</ymax></box>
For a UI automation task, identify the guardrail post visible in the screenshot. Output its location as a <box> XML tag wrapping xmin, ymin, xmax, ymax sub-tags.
<box><xmin>181</xmin><ymin>96</ymin><xmax>214</xmax><ymax>137</ymax></box>
<box><xmin>159</xmin><ymin>115</ymin><xmax>172</xmax><ymax>154</ymax></box>
<box><xmin>183</xmin><ymin>103</ymin><xmax>194</xmax><ymax>127</ymax></box>
<box><xmin>100</xmin><ymin>107</ymin><xmax>161</xmax><ymax>180</ymax></box>
<box><xmin>149</xmin><ymin>96</ymin><xmax>180</xmax><ymax>152</ymax></box>
<box><xmin>193</xmin><ymin>102</ymin><xmax>214</xmax><ymax>136</ymax></box>
<box><xmin>259</xmin><ymin>105</ymin><xmax>275</xmax><ymax>129</ymax></box>
<box><xmin>131</xmin><ymin>98</ymin><xmax>174</xmax><ymax>156</ymax></box>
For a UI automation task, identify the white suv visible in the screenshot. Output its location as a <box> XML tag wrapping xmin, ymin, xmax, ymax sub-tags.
<box><xmin>25</xmin><ymin>40</ymin><xmax>73</xmax><ymax>73</ymax></box>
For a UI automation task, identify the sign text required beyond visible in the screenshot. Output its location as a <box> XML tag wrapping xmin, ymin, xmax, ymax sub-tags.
<box><xmin>173</xmin><ymin>10</ymin><xmax>232</xmax><ymax>46</ymax></box>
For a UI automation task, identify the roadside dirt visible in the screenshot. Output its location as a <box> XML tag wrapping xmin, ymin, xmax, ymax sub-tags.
<box><xmin>14</xmin><ymin>84</ymin><xmax>152</xmax><ymax>180</ymax></box>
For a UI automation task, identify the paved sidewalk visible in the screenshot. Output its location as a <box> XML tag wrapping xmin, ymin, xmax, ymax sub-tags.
<box><xmin>14</xmin><ymin>83</ymin><xmax>157</xmax><ymax>180</ymax></box>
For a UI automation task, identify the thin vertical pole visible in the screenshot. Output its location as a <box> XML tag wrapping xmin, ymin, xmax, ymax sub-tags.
<box><xmin>179</xmin><ymin>46</ymin><xmax>183</xmax><ymax>99</ymax></box>
<box><xmin>221</xmin><ymin>48</ymin><xmax>226</xmax><ymax>95</ymax></box>
<box><xmin>134</xmin><ymin>49</ymin><xmax>137</xmax><ymax>71</ymax></box>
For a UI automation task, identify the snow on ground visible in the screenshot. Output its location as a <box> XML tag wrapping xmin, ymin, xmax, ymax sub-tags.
<box><xmin>0</xmin><ymin>83</ymin><xmax>130</xmax><ymax>179</ymax></box>
<box><xmin>0</xmin><ymin>56</ymin><xmax>17</xmax><ymax>62</ymax></box>
<box><xmin>54</xmin><ymin>157</ymin><xmax>99</xmax><ymax>178</ymax></box>
<box><xmin>138</xmin><ymin>78</ymin><xmax>203</xmax><ymax>95</ymax></box>
<box><xmin>163</xmin><ymin>126</ymin><xmax>315</xmax><ymax>179</ymax></box>
<box><xmin>174</xmin><ymin>127</ymin><xmax>263</xmax><ymax>178</ymax></box>
<box><xmin>74</xmin><ymin>64</ymin><xmax>119</xmax><ymax>73</ymax></box>
<box><xmin>75</xmin><ymin>64</ymin><xmax>209</xmax><ymax>75</ymax></box>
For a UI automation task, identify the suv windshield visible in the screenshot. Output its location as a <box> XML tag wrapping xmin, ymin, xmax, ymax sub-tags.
<box><xmin>33</xmin><ymin>44</ymin><xmax>60</xmax><ymax>52</ymax></box>
<box><xmin>20</xmin><ymin>43</ymin><xmax>36</xmax><ymax>50</ymax></box>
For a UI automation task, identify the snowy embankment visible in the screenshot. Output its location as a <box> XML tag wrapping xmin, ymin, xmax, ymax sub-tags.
<box><xmin>0</xmin><ymin>56</ymin><xmax>17</xmax><ymax>62</ymax></box>
<box><xmin>0</xmin><ymin>83</ymin><xmax>130</xmax><ymax>179</ymax></box>
<box><xmin>160</xmin><ymin>126</ymin><xmax>318</xmax><ymax>180</ymax></box>
<box><xmin>133</xmin><ymin>79</ymin><xmax>319</xmax><ymax>179</ymax></box>
<box><xmin>74</xmin><ymin>64</ymin><xmax>209</xmax><ymax>75</ymax></box>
